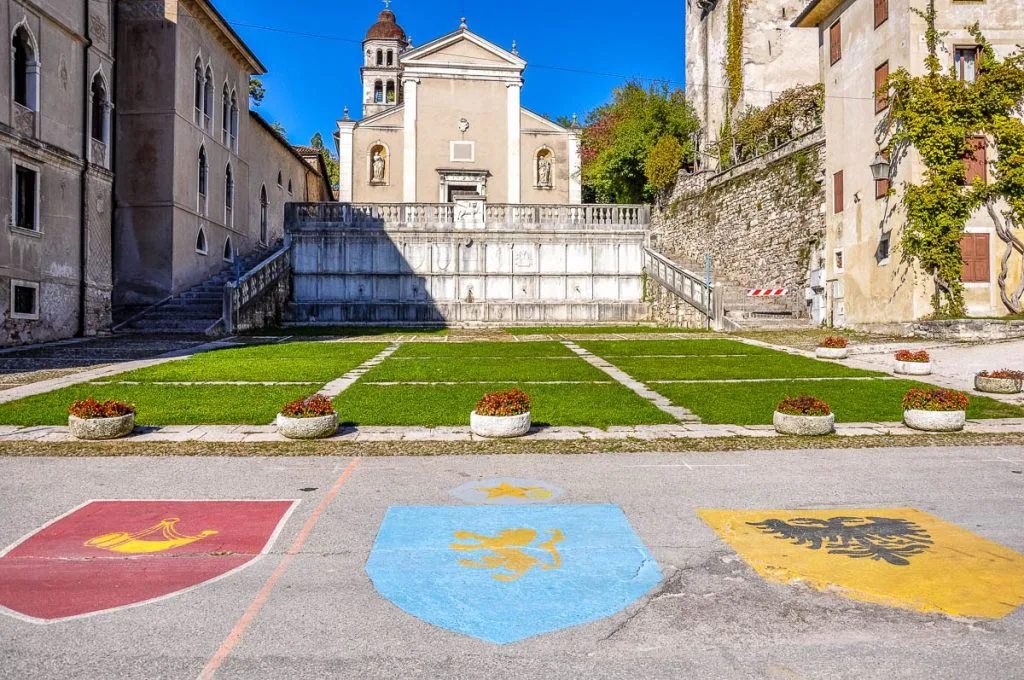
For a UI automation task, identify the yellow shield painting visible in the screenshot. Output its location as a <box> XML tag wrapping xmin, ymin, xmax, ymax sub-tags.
<box><xmin>698</xmin><ymin>508</ymin><xmax>1024</xmax><ymax>619</ymax></box>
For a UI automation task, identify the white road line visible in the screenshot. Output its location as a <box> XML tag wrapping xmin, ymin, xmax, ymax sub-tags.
<box><xmin>318</xmin><ymin>343</ymin><xmax>402</xmax><ymax>398</ymax></box>
<box><xmin>562</xmin><ymin>341</ymin><xmax>700</xmax><ymax>423</ymax></box>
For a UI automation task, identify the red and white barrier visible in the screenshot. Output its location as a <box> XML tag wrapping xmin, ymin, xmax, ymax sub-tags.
<box><xmin>746</xmin><ymin>288</ymin><xmax>788</xmax><ymax>297</ymax></box>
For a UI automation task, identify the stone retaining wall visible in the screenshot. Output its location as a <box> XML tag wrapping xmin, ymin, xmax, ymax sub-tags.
<box><xmin>855</xmin><ymin>319</ymin><xmax>1024</xmax><ymax>341</ymax></box>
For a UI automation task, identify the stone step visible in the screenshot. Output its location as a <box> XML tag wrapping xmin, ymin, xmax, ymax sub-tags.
<box><xmin>124</xmin><ymin>319</ymin><xmax>216</xmax><ymax>333</ymax></box>
<box><xmin>145</xmin><ymin>310</ymin><xmax>221</xmax><ymax>320</ymax></box>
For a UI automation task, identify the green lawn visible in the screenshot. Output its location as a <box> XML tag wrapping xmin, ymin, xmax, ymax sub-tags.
<box><xmin>391</xmin><ymin>342</ymin><xmax>575</xmax><ymax>358</ymax></box>
<box><xmin>247</xmin><ymin>326</ymin><xmax>450</xmax><ymax>337</ymax></box>
<box><xmin>608</xmin><ymin>355</ymin><xmax>877</xmax><ymax>381</ymax></box>
<box><xmin>579</xmin><ymin>339</ymin><xmax>776</xmax><ymax>357</ymax></box>
<box><xmin>505</xmin><ymin>326</ymin><xmax>704</xmax><ymax>336</ymax></box>
<box><xmin>362</xmin><ymin>357</ymin><xmax>608</xmax><ymax>383</ymax></box>
<box><xmin>335</xmin><ymin>383</ymin><xmax>675</xmax><ymax>428</ymax></box>
<box><xmin>653</xmin><ymin>379</ymin><xmax>1024</xmax><ymax>425</ymax></box>
<box><xmin>116</xmin><ymin>342</ymin><xmax>387</xmax><ymax>383</ymax></box>
<box><xmin>0</xmin><ymin>384</ymin><xmax>316</xmax><ymax>426</ymax></box>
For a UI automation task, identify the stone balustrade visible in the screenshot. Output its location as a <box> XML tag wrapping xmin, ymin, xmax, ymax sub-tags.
<box><xmin>223</xmin><ymin>245</ymin><xmax>292</xmax><ymax>334</ymax></box>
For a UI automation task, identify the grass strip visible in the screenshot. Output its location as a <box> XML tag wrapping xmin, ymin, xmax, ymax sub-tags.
<box><xmin>244</xmin><ymin>326</ymin><xmax>449</xmax><ymax>337</ymax></box>
<box><xmin>361</xmin><ymin>357</ymin><xmax>609</xmax><ymax>383</ymax></box>
<box><xmin>654</xmin><ymin>378</ymin><xmax>1024</xmax><ymax>425</ymax></box>
<box><xmin>335</xmin><ymin>383</ymin><xmax>676</xmax><ymax>428</ymax></box>
<box><xmin>391</xmin><ymin>341</ymin><xmax>575</xmax><ymax>358</ymax></box>
<box><xmin>0</xmin><ymin>384</ymin><xmax>317</xmax><ymax>426</ymax></box>
<box><xmin>505</xmin><ymin>326</ymin><xmax>704</xmax><ymax>336</ymax></box>
<box><xmin>607</xmin><ymin>355</ymin><xmax>878</xmax><ymax>381</ymax></box>
<box><xmin>578</xmin><ymin>339</ymin><xmax>776</xmax><ymax>357</ymax></box>
<box><xmin>117</xmin><ymin>342</ymin><xmax>388</xmax><ymax>383</ymax></box>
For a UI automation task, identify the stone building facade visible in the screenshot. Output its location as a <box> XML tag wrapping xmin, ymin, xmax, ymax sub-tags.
<box><xmin>337</xmin><ymin>11</ymin><xmax>581</xmax><ymax>205</ymax></box>
<box><xmin>686</xmin><ymin>0</ymin><xmax>819</xmax><ymax>163</ymax></box>
<box><xmin>1</xmin><ymin>0</ymin><xmax>114</xmax><ymax>346</ymax></box>
<box><xmin>652</xmin><ymin>130</ymin><xmax>827</xmax><ymax>320</ymax></box>
<box><xmin>113</xmin><ymin>0</ymin><xmax>330</xmax><ymax>310</ymax></box>
<box><xmin>794</xmin><ymin>0</ymin><xmax>1024</xmax><ymax>324</ymax></box>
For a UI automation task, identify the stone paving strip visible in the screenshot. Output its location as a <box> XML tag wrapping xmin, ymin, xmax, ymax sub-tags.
<box><xmin>318</xmin><ymin>342</ymin><xmax>403</xmax><ymax>398</ymax></box>
<box><xmin>561</xmin><ymin>341</ymin><xmax>700</xmax><ymax>423</ymax></box>
<box><xmin>0</xmin><ymin>338</ymin><xmax>241</xmax><ymax>406</ymax></box>
<box><xmin>2</xmin><ymin>419</ymin><xmax>1024</xmax><ymax>443</ymax></box>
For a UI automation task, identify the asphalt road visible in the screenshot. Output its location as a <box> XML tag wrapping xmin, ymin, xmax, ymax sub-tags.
<box><xmin>0</xmin><ymin>446</ymin><xmax>1022</xmax><ymax>679</ymax></box>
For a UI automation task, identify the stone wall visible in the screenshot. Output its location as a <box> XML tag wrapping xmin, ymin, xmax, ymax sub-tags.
<box><xmin>852</xmin><ymin>319</ymin><xmax>1024</xmax><ymax>341</ymax></box>
<box><xmin>645</xmin><ymin>279</ymin><xmax>712</xmax><ymax>329</ymax></box>
<box><xmin>650</xmin><ymin>130</ymin><xmax>827</xmax><ymax>318</ymax></box>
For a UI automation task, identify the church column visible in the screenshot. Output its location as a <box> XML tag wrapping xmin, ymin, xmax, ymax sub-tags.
<box><xmin>568</xmin><ymin>128</ymin><xmax>582</xmax><ymax>205</ymax></box>
<box><xmin>506</xmin><ymin>81</ymin><xmax>522</xmax><ymax>204</ymax></box>
<box><xmin>403</xmin><ymin>77</ymin><xmax>419</xmax><ymax>203</ymax></box>
<box><xmin>337</xmin><ymin>114</ymin><xmax>356</xmax><ymax>203</ymax></box>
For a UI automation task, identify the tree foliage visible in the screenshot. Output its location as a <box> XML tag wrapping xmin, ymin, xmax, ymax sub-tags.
<box><xmin>311</xmin><ymin>132</ymin><xmax>341</xmax><ymax>188</ymax></box>
<box><xmin>886</xmin><ymin>1</ymin><xmax>1024</xmax><ymax>315</ymax></box>
<box><xmin>645</xmin><ymin>135</ymin><xmax>686</xmax><ymax>191</ymax></box>
<box><xmin>580</xmin><ymin>83</ymin><xmax>699</xmax><ymax>203</ymax></box>
<box><xmin>249</xmin><ymin>77</ymin><xmax>266</xmax><ymax>107</ymax></box>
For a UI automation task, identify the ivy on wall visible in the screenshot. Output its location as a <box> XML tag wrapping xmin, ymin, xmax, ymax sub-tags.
<box><xmin>886</xmin><ymin>1</ymin><xmax>1024</xmax><ymax>316</ymax></box>
<box><xmin>716</xmin><ymin>84</ymin><xmax>824</xmax><ymax>167</ymax></box>
<box><xmin>726</xmin><ymin>0</ymin><xmax>745</xmax><ymax>111</ymax></box>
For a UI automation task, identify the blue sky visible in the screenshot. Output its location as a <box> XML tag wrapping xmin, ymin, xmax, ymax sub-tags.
<box><xmin>215</xmin><ymin>0</ymin><xmax>686</xmax><ymax>149</ymax></box>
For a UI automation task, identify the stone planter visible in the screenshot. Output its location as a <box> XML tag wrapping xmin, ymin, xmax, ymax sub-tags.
<box><xmin>276</xmin><ymin>413</ymin><xmax>339</xmax><ymax>440</ymax></box>
<box><xmin>815</xmin><ymin>347</ymin><xmax>849</xmax><ymax>360</ymax></box>
<box><xmin>904</xmin><ymin>409</ymin><xmax>966</xmax><ymax>432</ymax></box>
<box><xmin>471</xmin><ymin>411</ymin><xmax>532</xmax><ymax>439</ymax></box>
<box><xmin>975</xmin><ymin>375</ymin><xmax>1023</xmax><ymax>395</ymax></box>
<box><xmin>773</xmin><ymin>411</ymin><xmax>836</xmax><ymax>436</ymax></box>
<box><xmin>895</xmin><ymin>360</ymin><xmax>932</xmax><ymax>376</ymax></box>
<box><xmin>68</xmin><ymin>414</ymin><xmax>135</xmax><ymax>441</ymax></box>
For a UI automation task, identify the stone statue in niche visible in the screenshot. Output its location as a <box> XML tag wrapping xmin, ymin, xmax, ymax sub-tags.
<box><xmin>371</xmin><ymin>150</ymin><xmax>386</xmax><ymax>183</ymax></box>
<box><xmin>538</xmin><ymin>154</ymin><xmax>552</xmax><ymax>187</ymax></box>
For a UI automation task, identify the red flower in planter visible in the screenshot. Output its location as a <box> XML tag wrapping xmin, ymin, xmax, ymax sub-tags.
<box><xmin>281</xmin><ymin>395</ymin><xmax>336</xmax><ymax>418</ymax></box>
<box><xmin>475</xmin><ymin>389</ymin><xmax>531</xmax><ymax>417</ymax></box>
<box><xmin>895</xmin><ymin>350</ymin><xmax>930</xmax><ymax>363</ymax></box>
<box><xmin>819</xmin><ymin>336</ymin><xmax>848</xmax><ymax>349</ymax></box>
<box><xmin>776</xmin><ymin>395</ymin><xmax>832</xmax><ymax>417</ymax></box>
<box><xmin>901</xmin><ymin>388</ymin><xmax>969</xmax><ymax>412</ymax></box>
<box><xmin>68</xmin><ymin>398</ymin><xmax>135</xmax><ymax>419</ymax></box>
<box><xmin>979</xmin><ymin>369</ymin><xmax>1024</xmax><ymax>381</ymax></box>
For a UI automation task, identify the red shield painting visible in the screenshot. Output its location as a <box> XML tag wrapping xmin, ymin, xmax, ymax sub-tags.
<box><xmin>0</xmin><ymin>500</ymin><xmax>297</xmax><ymax>624</ymax></box>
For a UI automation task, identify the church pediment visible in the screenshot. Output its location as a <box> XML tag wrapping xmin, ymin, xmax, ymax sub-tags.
<box><xmin>401</xmin><ymin>29</ymin><xmax>526</xmax><ymax>73</ymax></box>
<box><xmin>522</xmin><ymin>109</ymin><xmax>570</xmax><ymax>133</ymax></box>
<box><xmin>359</xmin><ymin>105</ymin><xmax>405</xmax><ymax>128</ymax></box>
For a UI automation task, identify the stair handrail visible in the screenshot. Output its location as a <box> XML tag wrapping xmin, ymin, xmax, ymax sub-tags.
<box><xmin>223</xmin><ymin>243</ymin><xmax>292</xmax><ymax>334</ymax></box>
<box><xmin>642</xmin><ymin>247</ymin><xmax>722</xmax><ymax>329</ymax></box>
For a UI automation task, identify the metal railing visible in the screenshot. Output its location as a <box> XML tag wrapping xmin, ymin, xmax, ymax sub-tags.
<box><xmin>643</xmin><ymin>247</ymin><xmax>722</xmax><ymax>328</ymax></box>
<box><xmin>222</xmin><ymin>244</ymin><xmax>291</xmax><ymax>334</ymax></box>
<box><xmin>286</xmin><ymin>203</ymin><xmax>650</xmax><ymax>230</ymax></box>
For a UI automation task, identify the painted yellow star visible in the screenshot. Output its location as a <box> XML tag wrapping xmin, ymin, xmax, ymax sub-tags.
<box><xmin>475</xmin><ymin>482</ymin><xmax>553</xmax><ymax>500</ymax></box>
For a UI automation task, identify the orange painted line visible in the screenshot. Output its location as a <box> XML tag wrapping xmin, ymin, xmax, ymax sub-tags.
<box><xmin>196</xmin><ymin>457</ymin><xmax>361</xmax><ymax>680</ymax></box>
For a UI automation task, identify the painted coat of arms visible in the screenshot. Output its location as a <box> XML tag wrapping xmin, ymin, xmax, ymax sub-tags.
<box><xmin>366</xmin><ymin>504</ymin><xmax>662</xmax><ymax>643</ymax></box>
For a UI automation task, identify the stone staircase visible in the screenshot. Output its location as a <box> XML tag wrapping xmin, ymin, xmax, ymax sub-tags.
<box><xmin>116</xmin><ymin>243</ymin><xmax>281</xmax><ymax>335</ymax></box>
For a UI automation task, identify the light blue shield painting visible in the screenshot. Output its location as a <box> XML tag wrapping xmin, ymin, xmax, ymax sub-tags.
<box><xmin>365</xmin><ymin>504</ymin><xmax>662</xmax><ymax>644</ymax></box>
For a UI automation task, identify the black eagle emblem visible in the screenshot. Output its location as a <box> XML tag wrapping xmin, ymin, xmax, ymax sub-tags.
<box><xmin>747</xmin><ymin>516</ymin><xmax>934</xmax><ymax>566</ymax></box>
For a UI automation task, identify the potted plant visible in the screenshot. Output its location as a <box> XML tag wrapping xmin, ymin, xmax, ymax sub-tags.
<box><xmin>773</xmin><ymin>395</ymin><xmax>835</xmax><ymax>436</ymax></box>
<box><xmin>277</xmin><ymin>395</ymin><xmax>339</xmax><ymax>440</ymax></box>
<box><xmin>975</xmin><ymin>369</ymin><xmax>1024</xmax><ymax>395</ymax></box>
<box><xmin>471</xmin><ymin>388</ymin><xmax>532</xmax><ymax>438</ymax></box>
<box><xmin>902</xmin><ymin>388</ymin><xmax>969</xmax><ymax>432</ymax></box>
<box><xmin>68</xmin><ymin>398</ymin><xmax>136</xmax><ymax>440</ymax></box>
<box><xmin>894</xmin><ymin>350</ymin><xmax>932</xmax><ymax>375</ymax></box>
<box><xmin>815</xmin><ymin>336</ymin><xmax>849</xmax><ymax>360</ymax></box>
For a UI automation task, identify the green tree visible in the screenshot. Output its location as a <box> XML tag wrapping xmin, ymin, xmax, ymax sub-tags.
<box><xmin>311</xmin><ymin>132</ymin><xmax>341</xmax><ymax>188</ymax></box>
<box><xmin>580</xmin><ymin>82</ymin><xmax>699</xmax><ymax>203</ymax></box>
<box><xmin>249</xmin><ymin>77</ymin><xmax>266</xmax><ymax>107</ymax></box>
<box><xmin>645</xmin><ymin>135</ymin><xmax>686</xmax><ymax>191</ymax></box>
<box><xmin>886</xmin><ymin>2</ymin><xmax>1024</xmax><ymax>315</ymax></box>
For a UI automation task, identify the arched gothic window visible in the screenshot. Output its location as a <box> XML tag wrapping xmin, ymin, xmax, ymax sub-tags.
<box><xmin>229</xmin><ymin>91</ymin><xmax>239</xmax><ymax>150</ymax></box>
<box><xmin>277</xmin><ymin>171</ymin><xmax>283</xmax><ymax>187</ymax></box>
<box><xmin>225</xmin><ymin>164</ymin><xmax>234</xmax><ymax>224</ymax></box>
<box><xmin>223</xmin><ymin>236</ymin><xmax>233</xmax><ymax>262</ymax></box>
<box><xmin>221</xmin><ymin>84</ymin><xmax>230</xmax><ymax>143</ymax></box>
<box><xmin>12</xmin><ymin>26</ymin><xmax>39</xmax><ymax>112</ymax></box>
<box><xmin>193</xmin><ymin>58</ymin><xmax>203</xmax><ymax>117</ymax></box>
<box><xmin>195</xmin><ymin>227</ymin><xmax>208</xmax><ymax>254</ymax></box>
<box><xmin>259</xmin><ymin>185</ymin><xmax>269</xmax><ymax>245</ymax></box>
<box><xmin>203</xmin><ymin>66</ymin><xmax>214</xmax><ymax>131</ymax></box>
<box><xmin>90</xmin><ymin>74</ymin><xmax>108</xmax><ymax>143</ymax></box>
<box><xmin>198</xmin><ymin>146</ymin><xmax>208</xmax><ymax>215</ymax></box>
<box><xmin>287</xmin><ymin>179</ymin><xmax>293</xmax><ymax>194</ymax></box>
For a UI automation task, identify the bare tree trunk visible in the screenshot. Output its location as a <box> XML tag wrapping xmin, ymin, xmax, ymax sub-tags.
<box><xmin>985</xmin><ymin>199</ymin><xmax>1024</xmax><ymax>314</ymax></box>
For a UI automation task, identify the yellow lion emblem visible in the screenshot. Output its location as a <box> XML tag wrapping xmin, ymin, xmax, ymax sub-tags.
<box><xmin>449</xmin><ymin>528</ymin><xmax>564</xmax><ymax>582</ymax></box>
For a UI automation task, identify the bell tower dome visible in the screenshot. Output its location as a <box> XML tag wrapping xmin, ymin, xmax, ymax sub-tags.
<box><xmin>361</xmin><ymin>6</ymin><xmax>408</xmax><ymax>117</ymax></box>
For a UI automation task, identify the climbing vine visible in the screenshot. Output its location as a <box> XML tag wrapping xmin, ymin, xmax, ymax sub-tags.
<box><xmin>885</xmin><ymin>1</ymin><xmax>1024</xmax><ymax>315</ymax></box>
<box><xmin>726</xmin><ymin>0</ymin><xmax>745</xmax><ymax>110</ymax></box>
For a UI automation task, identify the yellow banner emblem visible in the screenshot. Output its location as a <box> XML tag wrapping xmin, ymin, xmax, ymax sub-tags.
<box><xmin>450</xmin><ymin>528</ymin><xmax>564</xmax><ymax>582</ymax></box>
<box><xmin>85</xmin><ymin>518</ymin><xmax>219</xmax><ymax>554</ymax></box>
<box><xmin>699</xmin><ymin>508</ymin><xmax>1024</xmax><ymax>619</ymax></box>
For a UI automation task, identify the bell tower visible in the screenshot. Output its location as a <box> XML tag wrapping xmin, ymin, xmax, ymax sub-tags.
<box><xmin>361</xmin><ymin>4</ymin><xmax>408</xmax><ymax>117</ymax></box>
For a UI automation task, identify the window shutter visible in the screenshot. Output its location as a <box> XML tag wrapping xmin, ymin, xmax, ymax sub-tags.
<box><xmin>963</xmin><ymin>136</ymin><xmax>987</xmax><ymax>183</ymax></box>
<box><xmin>960</xmin><ymin>235</ymin><xmax>975</xmax><ymax>282</ymax></box>
<box><xmin>830</xmin><ymin>21</ymin><xmax>842</xmax><ymax>65</ymax></box>
<box><xmin>874</xmin><ymin>0</ymin><xmax>888</xmax><ymax>27</ymax></box>
<box><xmin>875</xmin><ymin>62</ymin><xmax>889</xmax><ymax>112</ymax></box>
<box><xmin>975</xmin><ymin>234</ymin><xmax>990</xmax><ymax>282</ymax></box>
<box><xmin>834</xmin><ymin>171</ymin><xmax>844</xmax><ymax>214</ymax></box>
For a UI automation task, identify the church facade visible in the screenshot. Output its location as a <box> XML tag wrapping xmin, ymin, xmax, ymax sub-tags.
<box><xmin>336</xmin><ymin>11</ymin><xmax>582</xmax><ymax>205</ymax></box>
